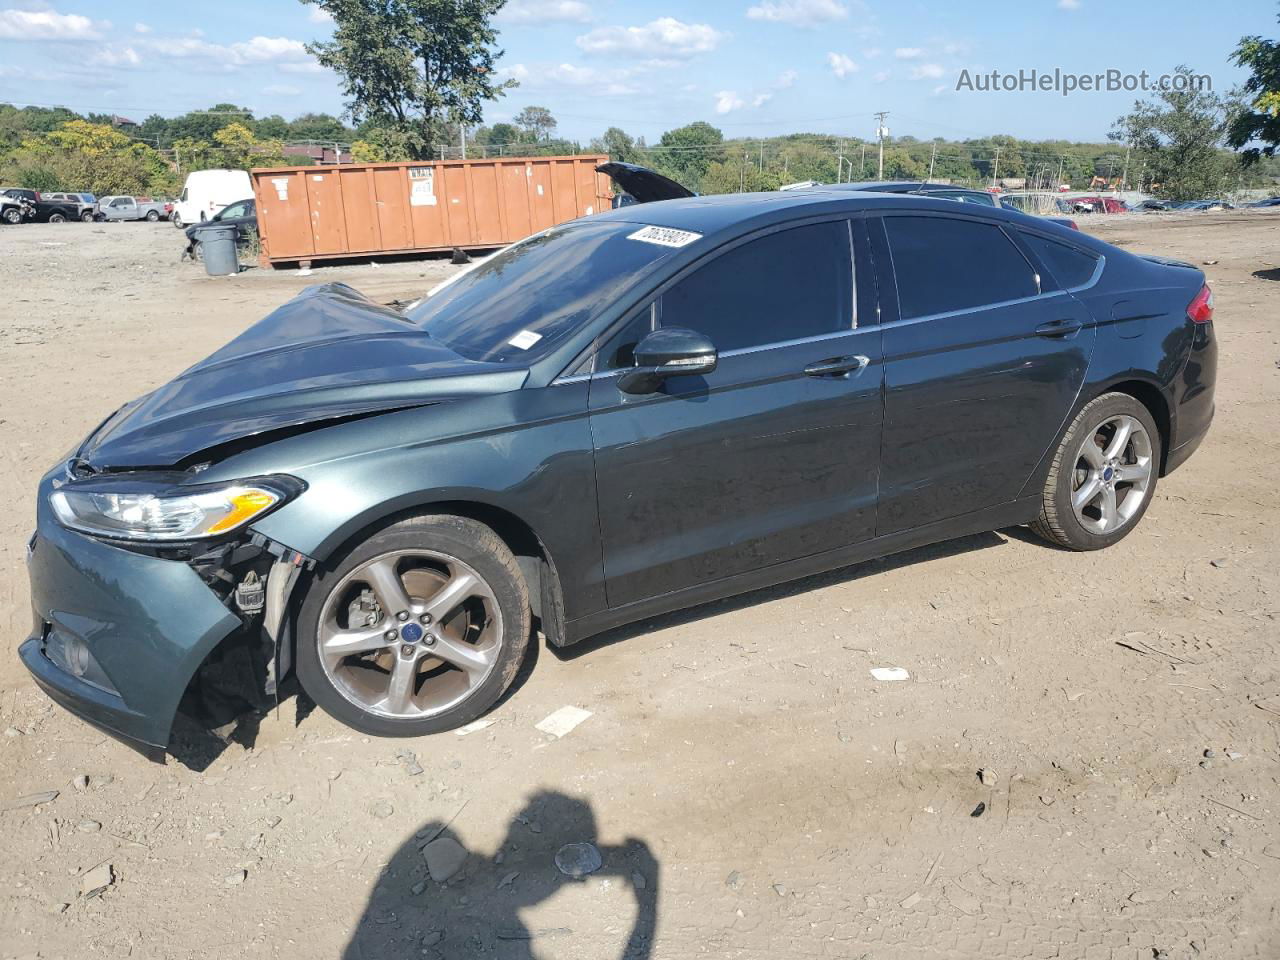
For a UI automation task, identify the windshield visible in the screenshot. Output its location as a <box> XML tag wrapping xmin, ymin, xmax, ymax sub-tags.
<box><xmin>406</xmin><ymin>219</ymin><xmax>679</xmax><ymax>363</ymax></box>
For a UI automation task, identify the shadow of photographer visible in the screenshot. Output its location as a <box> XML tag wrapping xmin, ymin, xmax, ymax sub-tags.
<box><xmin>343</xmin><ymin>790</ymin><xmax>658</xmax><ymax>959</ymax></box>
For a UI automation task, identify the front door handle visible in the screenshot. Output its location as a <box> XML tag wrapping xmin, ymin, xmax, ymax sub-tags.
<box><xmin>1035</xmin><ymin>319</ymin><xmax>1084</xmax><ymax>339</ymax></box>
<box><xmin>803</xmin><ymin>354</ymin><xmax>871</xmax><ymax>378</ymax></box>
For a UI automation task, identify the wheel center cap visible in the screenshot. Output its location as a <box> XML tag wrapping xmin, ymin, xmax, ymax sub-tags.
<box><xmin>1102</xmin><ymin>466</ymin><xmax>1115</xmax><ymax>483</ymax></box>
<box><xmin>400</xmin><ymin>622</ymin><xmax>424</xmax><ymax>643</ymax></box>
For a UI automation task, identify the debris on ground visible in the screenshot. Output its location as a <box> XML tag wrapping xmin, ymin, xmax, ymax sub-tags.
<box><xmin>870</xmin><ymin>667</ymin><xmax>910</xmax><ymax>682</ymax></box>
<box><xmin>369</xmin><ymin>800</ymin><xmax>395</xmax><ymax>819</ymax></box>
<box><xmin>534</xmin><ymin>706</ymin><xmax>593</xmax><ymax>739</ymax></box>
<box><xmin>554</xmin><ymin>842</ymin><xmax>602</xmax><ymax>878</ymax></box>
<box><xmin>5</xmin><ymin>790</ymin><xmax>58</xmax><ymax>810</ymax></box>
<box><xmin>423</xmin><ymin>836</ymin><xmax>467</xmax><ymax>882</ymax></box>
<box><xmin>456</xmin><ymin>718</ymin><xmax>496</xmax><ymax>736</ymax></box>
<box><xmin>80</xmin><ymin>862</ymin><xmax>114</xmax><ymax>898</ymax></box>
<box><xmin>978</xmin><ymin>768</ymin><xmax>998</xmax><ymax>787</ymax></box>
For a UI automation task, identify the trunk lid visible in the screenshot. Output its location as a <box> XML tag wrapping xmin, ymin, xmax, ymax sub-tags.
<box><xmin>597</xmin><ymin>162</ymin><xmax>695</xmax><ymax>204</ymax></box>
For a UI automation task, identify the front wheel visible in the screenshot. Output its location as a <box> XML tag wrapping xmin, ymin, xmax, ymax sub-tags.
<box><xmin>80</xmin><ymin>210</ymin><xmax>94</xmax><ymax>222</ymax></box>
<box><xmin>2</xmin><ymin>208</ymin><xmax>22</xmax><ymax>224</ymax></box>
<box><xmin>47</xmin><ymin>212</ymin><xmax>66</xmax><ymax>223</ymax></box>
<box><xmin>145</xmin><ymin>210</ymin><xmax>160</xmax><ymax>222</ymax></box>
<box><xmin>295</xmin><ymin>514</ymin><xmax>531</xmax><ymax>737</ymax></box>
<box><xmin>172</xmin><ymin>213</ymin><xmax>184</xmax><ymax>228</ymax></box>
<box><xmin>1030</xmin><ymin>392</ymin><xmax>1161</xmax><ymax>550</ymax></box>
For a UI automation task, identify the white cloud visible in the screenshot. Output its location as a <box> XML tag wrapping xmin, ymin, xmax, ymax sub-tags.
<box><xmin>231</xmin><ymin>35</ymin><xmax>310</xmax><ymax>62</ymax></box>
<box><xmin>576</xmin><ymin>17</ymin><xmax>723</xmax><ymax>58</ymax></box>
<box><xmin>752</xmin><ymin>91</ymin><xmax>773</xmax><ymax>107</ymax></box>
<box><xmin>146</xmin><ymin>33</ymin><xmax>314</xmax><ymax>69</ymax></box>
<box><xmin>264</xmin><ymin>83</ymin><xmax>301</xmax><ymax>95</ymax></box>
<box><xmin>134</xmin><ymin>22</ymin><xmax>151</xmax><ymax>34</ymax></box>
<box><xmin>308</xmin><ymin>7</ymin><xmax>333</xmax><ymax>23</ymax></box>
<box><xmin>893</xmin><ymin>47</ymin><xmax>922</xmax><ymax>59</ymax></box>
<box><xmin>715</xmin><ymin>90</ymin><xmax>745</xmax><ymax>114</ymax></box>
<box><xmin>500</xmin><ymin>60</ymin><xmax>644</xmax><ymax>96</ymax></box>
<box><xmin>872</xmin><ymin>69</ymin><xmax>890</xmax><ymax>83</ymax></box>
<box><xmin>745</xmin><ymin>0</ymin><xmax>848</xmax><ymax>27</ymax></box>
<box><xmin>0</xmin><ymin>8</ymin><xmax>104</xmax><ymax>40</ymax></box>
<box><xmin>826</xmin><ymin>51</ymin><xmax>857</xmax><ymax>79</ymax></box>
<box><xmin>932</xmin><ymin>83</ymin><xmax>947</xmax><ymax>95</ymax></box>
<box><xmin>911</xmin><ymin>62</ymin><xmax>944</xmax><ymax>79</ymax></box>
<box><xmin>776</xmin><ymin>69</ymin><xmax>797</xmax><ymax>88</ymax></box>
<box><xmin>90</xmin><ymin>45</ymin><xmax>141</xmax><ymax>68</ymax></box>
<box><xmin>280</xmin><ymin>60</ymin><xmax>325</xmax><ymax>73</ymax></box>
<box><xmin>1058</xmin><ymin>0</ymin><xmax>1081</xmax><ymax>8</ymax></box>
<box><xmin>862</xmin><ymin>46</ymin><xmax>881</xmax><ymax>58</ymax></box>
<box><xmin>499</xmin><ymin>0</ymin><xmax>593</xmax><ymax>24</ymax></box>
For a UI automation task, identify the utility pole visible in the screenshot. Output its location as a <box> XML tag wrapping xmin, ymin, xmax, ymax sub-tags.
<box><xmin>837</xmin><ymin>139</ymin><xmax>845</xmax><ymax>184</ymax></box>
<box><xmin>1120</xmin><ymin>142</ymin><xmax>1131</xmax><ymax>192</ymax></box>
<box><xmin>859</xmin><ymin>143</ymin><xmax>867</xmax><ymax>179</ymax></box>
<box><xmin>991</xmin><ymin>145</ymin><xmax>1002</xmax><ymax>188</ymax></box>
<box><xmin>874</xmin><ymin>111</ymin><xmax>889</xmax><ymax>180</ymax></box>
<box><xmin>927</xmin><ymin>142</ymin><xmax>937</xmax><ymax>182</ymax></box>
<box><xmin>1056</xmin><ymin>155</ymin><xmax>1065</xmax><ymax>191</ymax></box>
<box><xmin>460</xmin><ymin>121</ymin><xmax>467</xmax><ymax>160</ymax></box>
<box><xmin>740</xmin><ymin>152</ymin><xmax>747</xmax><ymax>192</ymax></box>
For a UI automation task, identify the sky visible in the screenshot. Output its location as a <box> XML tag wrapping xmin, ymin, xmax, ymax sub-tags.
<box><xmin>0</xmin><ymin>0</ymin><xmax>1276</xmax><ymax>144</ymax></box>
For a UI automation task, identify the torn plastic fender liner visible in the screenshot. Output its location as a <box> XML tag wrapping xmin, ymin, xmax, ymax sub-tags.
<box><xmin>250</xmin><ymin>532</ymin><xmax>315</xmax><ymax>699</ymax></box>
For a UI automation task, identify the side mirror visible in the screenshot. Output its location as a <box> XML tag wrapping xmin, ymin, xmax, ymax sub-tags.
<box><xmin>618</xmin><ymin>327</ymin><xmax>718</xmax><ymax>395</ymax></box>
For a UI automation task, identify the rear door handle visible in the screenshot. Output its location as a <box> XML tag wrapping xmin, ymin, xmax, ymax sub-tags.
<box><xmin>1035</xmin><ymin>319</ymin><xmax>1084</xmax><ymax>339</ymax></box>
<box><xmin>803</xmin><ymin>354</ymin><xmax>871</xmax><ymax>378</ymax></box>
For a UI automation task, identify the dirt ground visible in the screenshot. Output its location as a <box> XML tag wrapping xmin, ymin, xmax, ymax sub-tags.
<box><xmin>0</xmin><ymin>210</ymin><xmax>1278</xmax><ymax>960</ymax></box>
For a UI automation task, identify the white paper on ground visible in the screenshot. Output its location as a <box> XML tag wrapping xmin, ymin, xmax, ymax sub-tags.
<box><xmin>870</xmin><ymin>666</ymin><xmax>910</xmax><ymax>682</ymax></box>
<box><xmin>455</xmin><ymin>718</ymin><xmax>496</xmax><ymax>737</ymax></box>
<box><xmin>535</xmin><ymin>706</ymin><xmax>593</xmax><ymax>738</ymax></box>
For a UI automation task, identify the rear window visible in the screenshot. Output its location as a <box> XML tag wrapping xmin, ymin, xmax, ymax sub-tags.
<box><xmin>884</xmin><ymin>215</ymin><xmax>1039</xmax><ymax>319</ymax></box>
<box><xmin>1020</xmin><ymin>232</ymin><xmax>1099</xmax><ymax>288</ymax></box>
<box><xmin>406</xmin><ymin>219</ymin><xmax>679</xmax><ymax>363</ymax></box>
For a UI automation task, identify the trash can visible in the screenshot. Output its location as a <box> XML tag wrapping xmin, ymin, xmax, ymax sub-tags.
<box><xmin>201</xmin><ymin>226</ymin><xmax>239</xmax><ymax>277</ymax></box>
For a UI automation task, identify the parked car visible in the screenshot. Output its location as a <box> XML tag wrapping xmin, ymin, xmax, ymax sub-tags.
<box><xmin>41</xmin><ymin>192</ymin><xmax>97</xmax><ymax>221</ymax></box>
<box><xmin>1132</xmin><ymin>199</ymin><xmax>1175</xmax><ymax>212</ymax></box>
<box><xmin>1069</xmin><ymin>196</ymin><xmax>1129</xmax><ymax>214</ymax></box>
<box><xmin>0</xmin><ymin>187</ymin><xmax>84</xmax><ymax>223</ymax></box>
<box><xmin>1247</xmin><ymin>196</ymin><xmax>1280</xmax><ymax>208</ymax></box>
<box><xmin>182</xmin><ymin>198</ymin><xmax>258</xmax><ymax>261</ymax></box>
<box><xmin>21</xmin><ymin>191</ymin><xmax>1217</xmax><ymax>758</ymax></box>
<box><xmin>0</xmin><ymin>191</ymin><xmax>32</xmax><ymax>224</ymax></box>
<box><xmin>1178</xmin><ymin>199</ymin><xmax>1234</xmax><ymax>211</ymax></box>
<box><xmin>95</xmin><ymin>195</ymin><xmax>171</xmax><ymax>222</ymax></box>
<box><xmin>174</xmin><ymin>169</ymin><xmax>253</xmax><ymax>227</ymax></box>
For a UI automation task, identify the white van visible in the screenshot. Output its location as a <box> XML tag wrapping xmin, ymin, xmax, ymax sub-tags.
<box><xmin>173</xmin><ymin>169</ymin><xmax>253</xmax><ymax>227</ymax></box>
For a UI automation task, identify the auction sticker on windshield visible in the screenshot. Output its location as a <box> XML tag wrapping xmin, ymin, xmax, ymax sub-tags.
<box><xmin>628</xmin><ymin>226</ymin><xmax>702</xmax><ymax>248</ymax></box>
<box><xmin>507</xmin><ymin>330</ymin><xmax>543</xmax><ymax>350</ymax></box>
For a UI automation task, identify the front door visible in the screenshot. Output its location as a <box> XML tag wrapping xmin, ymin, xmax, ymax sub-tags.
<box><xmin>588</xmin><ymin>218</ymin><xmax>883</xmax><ymax>609</ymax></box>
<box><xmin>871</xmin><ymin>212</ymin><xmax>1096</xmax><ymax>535</ymax></box>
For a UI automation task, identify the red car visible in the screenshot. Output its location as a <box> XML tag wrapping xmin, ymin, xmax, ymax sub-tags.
<box><xmin>1070</xmin><ymin>196</ymin><xmax>1128</xmax><ymax>214</ymax></box>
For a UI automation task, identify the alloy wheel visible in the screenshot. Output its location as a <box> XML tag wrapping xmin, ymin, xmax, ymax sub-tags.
<box><xmin>1070</xmin><ymin>414</ymin><xmax>1153</xmax><ymax>535</ymax></box>
<box><xmin>316</xmin><ymin>549</ymin><xmax>504</xmax><ymax>720</ymax></box>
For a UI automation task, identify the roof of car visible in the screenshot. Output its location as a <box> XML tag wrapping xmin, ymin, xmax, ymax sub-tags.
<box><xmin>590</xmin><ymin>188</ymin><xmax>1006</xmax><ymax>236</ymax></box>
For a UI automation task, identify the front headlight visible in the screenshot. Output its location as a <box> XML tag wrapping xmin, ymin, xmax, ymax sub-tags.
<box><xmin>50</xmin><ymin>475</ymin><xmax>303</xmax><ymax>542</ymax></box>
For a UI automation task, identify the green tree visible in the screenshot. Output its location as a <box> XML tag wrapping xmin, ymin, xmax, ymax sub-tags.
<box><xmin>591</xmin><ymin>126</ymin><xmax>640</xmax><ymax>163</ymax></box>
<box><xmin>1112</xmin><ymin>65</ymin><xmax>1241</xmax><ymax>200</ymax></box>
<box><xmin>166</xmin><ymin>104</ymin><xmax>255</xmax><ymax>144</ymax></box>
<box><xmin>288</xmin><ymin>112</ymin><xmax>352</xmax><ymax>141</ymax></box>
<box><xmin>652</xmin><ymin>121</ymin><xmax>724</xmax><ymax>191</ymax></box>
<box><xmin>254</xmin><ymin>115</ymin><xmax>291</xmax><ymax>140</ymax></box>
<box><xmin>701</xmin><ymin>155</ymin><xmax>780</xmax><ymax>194</ymax></box>
<box><xmin>0</xmin><ymin>120</ymin><xmax>173</xmax><ymax>195</ymax></box>
<box><xmin>513</xmin><ymin>105</ymin><xmax>556</xmax><ymax>141</ymax></box>
<box><xmin>301</xmin><ymin>0</ymin><xmax>514</xmax><ymax>159</ymax></box>
<box><xmin>1229</xmin><ymin>14</ymin><xmax>1280</xmax><ymax>161</ymax></box>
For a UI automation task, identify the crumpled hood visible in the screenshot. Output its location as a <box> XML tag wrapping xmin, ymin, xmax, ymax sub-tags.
<box><xmin>78</xmin><ymin>283</ymin><xmax>526</xmax><ymax>468</ymax></box>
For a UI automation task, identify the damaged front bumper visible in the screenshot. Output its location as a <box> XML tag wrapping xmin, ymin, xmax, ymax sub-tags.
<box><xmin>21</xmin><ymin>468</ymin><xmax>307</xmax><ymax>760</ymax></box>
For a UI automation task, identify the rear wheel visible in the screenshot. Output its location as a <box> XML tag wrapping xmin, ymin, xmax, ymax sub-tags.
<box><xmin>80</xmin><ymin>210</ymin><xmax>94</xmax><ymax>222</ymax></box>
<box><xmin>145</xmin><ymin>209</ymin><xmax>160</xmax><ymax>222</ymax></box>
<box><xmin>47</xmin><ymin>212</ymin><xmax>66</xmax><ymax>223</ymax></box>
<box><xmin>1030</xmin><ymin>392</ymin><xmax>1161</xmax><ymax>550</ymax></box>
<box><xmin>296</xmin><ymin>514</ymin><xmax>531</xmax><ymax>736</ymax></box>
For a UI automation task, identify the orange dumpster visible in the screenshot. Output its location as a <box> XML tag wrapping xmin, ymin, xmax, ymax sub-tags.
<box><xmin>250</xmin><ymin>154</ymin><xmax>612</xmax><ymax>268</ymax></box>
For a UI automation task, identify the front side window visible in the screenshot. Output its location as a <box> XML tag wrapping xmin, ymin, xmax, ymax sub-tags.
<box><xmin>217</xmin><ymin>202</ymin><xmax>248</xmax><ymax>220</ymax></box>
<box><xmin>884</xmin><ymin>215</ymin><xmax>1038</xmax><ymax>319</ymax></box>
<box><xmin>658</xmin><ymin>220</ymin><xmax>853</xmax><ymax>353</ymax></box>
<box><xmin>407</xmin><ymin>219</ymin><xmax>678</xmax><ymax>363</ymax></box>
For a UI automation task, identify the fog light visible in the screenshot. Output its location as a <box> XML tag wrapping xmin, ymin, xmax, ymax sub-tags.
<box><xmin>44</xmin><ymin>628</ymin><xmax>118</xmax><ymax>695</ymax></box>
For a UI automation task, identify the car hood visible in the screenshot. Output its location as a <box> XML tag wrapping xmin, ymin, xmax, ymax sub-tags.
<box><xmin>77</xmin><ymin>283</ymin><xmax>527</xmax><ymax>469</ymax></box>
<box><xmin>597</xmin><ymin>161</ymin><xmax>695</xmax><ymax>203</ymax></box>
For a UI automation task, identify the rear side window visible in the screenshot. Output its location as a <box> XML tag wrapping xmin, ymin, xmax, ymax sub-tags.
<box><xmin>1021</xmin><ymin>232</ymin><xmax>1099</xmax><ymax>288</ymax></box>
<box><xmin>659</xmin><ymin>220</ymin><xmax>853</xmax><ymax>352</ymax></box>
<box><xmin>884</xmin><ymin>215</ymin><xmax>1038</xmax><ymax>319</ymax></box>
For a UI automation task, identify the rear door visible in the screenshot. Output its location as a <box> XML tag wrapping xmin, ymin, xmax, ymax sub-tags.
<box><xmin>587</xmin><ymin>217</ymin><xmax>883</xmax><ymax>608</ymax></box>
<box><xmin>871</xmin><ymin>211</ymin><xmax>1096</xmax><ymax>535</ymax></box>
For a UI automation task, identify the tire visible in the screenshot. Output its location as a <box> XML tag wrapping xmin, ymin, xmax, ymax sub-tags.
<box><xmin>145</xmin><ymin>210</ymin><xmax>160</xmax><ymax>222</ymax></box>
<box><xmin>80</xmin><ymin>211</ymin><xmax>94</xmax><ymax>222</ymax></box>
<box><xmin>190</xmin><ymin>240</ymin><xmax>203</xmax><ymax>262</ymax></box>
<box><xmin>1030</xmin><ymin>392</ymin><xmax>1161</xmax><ymax>551</ymax></box>
<box><xmin>295</xmin><ymin>513</ymin><xmax>531</xmax><ymax>737</ymax></box>
<box><xmin>2</xmin><ymin>208</ymin><xmax>21</xmax><ymax>225</ymax></box>
<box><xmin>47</xmin><ymin>212</ymin><xmax>66</xmax><ymax>223</ymax></box>
<box><xmin>172</xmin><ymin>213</ymin><xmax>184</xmax><ymax>228</ymax></box>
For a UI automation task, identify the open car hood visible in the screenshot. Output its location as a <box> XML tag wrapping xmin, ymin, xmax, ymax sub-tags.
<box><xmin>597</xmin><ymin>162</ymin><xmax>695</xmax><ymax>204</ymax></box>
<box><xmin>78</xmin><ymin>283</ymin><xmax>526</xmax><ymax>469</ymax></box>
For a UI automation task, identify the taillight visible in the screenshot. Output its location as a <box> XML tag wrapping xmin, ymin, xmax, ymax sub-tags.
<box><xmin>1187</xmin><ymin>283</ymin><xmax>1213</xmax><ymax>324</ymax></box>
<box><xmin>1065</xmin><ymin>220</ymin><xmax>1079</xmax><ymax>230</ymax></box>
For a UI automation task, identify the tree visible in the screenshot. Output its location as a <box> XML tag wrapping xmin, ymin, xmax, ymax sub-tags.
<box><xmin>288</xmin><ymin>112</ymin><xmax>351</xmax><ymax>141</ymax></box>
<box><xmin>652</xmin><ymin>121</ymin><xmax>724</xmax><ymax>191</ymax></box>
<box><xmin>700</xmin><ymin>155</ymin><xmax>780</xmax><ymax>194</ymax></box>
<box><xmin>301</xmin><ymin>0</ymin><xmax>514</xmax><ymax>159</ymax></box>
<box><xmin>591</xmin><ymin>126</ymin><xmax>640</xmax><ymax>163</ymax></box>
<box><xmin>1229</xmin><ymin>15</ymin><xmax>1280</xmax><ymax>161</ymax></box>
<box><xmin>514</xmin><ymin>105</ymin><xmax>556</xmax><ymax>142</ymax></box>
<box><xmin>1112</xmin><ymin>65</ymin><xmax>1241</xmax><ymax>200</ymax></box>
<box><xmin>0</xmin><ymin>120</ymin><xmax>173</xmax><ymax>195</ymax></box>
